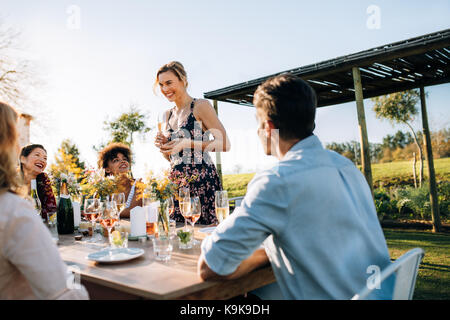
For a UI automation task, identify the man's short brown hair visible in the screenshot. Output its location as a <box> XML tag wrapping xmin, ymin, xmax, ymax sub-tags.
<box><xmin>253</xmin><ymin>74</ymin><xmax>317</xmax><ymax>140</ymax></box>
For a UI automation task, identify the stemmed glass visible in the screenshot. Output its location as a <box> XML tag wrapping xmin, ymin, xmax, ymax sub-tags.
<box><xmin>188</xmin><ymin>197</ymin><xmax>201</xmax><ymax>245</ymax></box>
<box><xmin>179</xmin><ymin>187</ymin><xmax>190</xmax><ymax>231</ymax></box>
<box><xmin>215</xmin><ymin>190</ymin><xmax>229</xmax><ymax>224</ymax></box>
<box><xmin>157</xmin><ymin>111</ymin><xmax>168</xmax><ymax>133</ymax></box>
<box><xmin>112</xmin><ymin>193</ymin><xmax>126</xmax><ymax>221</ymax></box>
<box><xmin>100</xmin><ymin>200</ymin><xmax>119</xmax><ymax>248</ymax></box>
<box><xmin>83</xmin><ymin>198</ymin><xmax>103</xmax><ymax>242</ymax></box>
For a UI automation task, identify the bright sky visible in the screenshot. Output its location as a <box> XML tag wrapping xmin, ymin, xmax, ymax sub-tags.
<box><xmin>2</xmin><ymin>0</ymin><xmax>450</xmax><ymax>176</ymax></box>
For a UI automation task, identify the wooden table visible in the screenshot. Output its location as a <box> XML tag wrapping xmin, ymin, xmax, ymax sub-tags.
<box><xmin>58</xmin><ymin>225</ymin><xmax>275</xmax><ymax>300</ymax></box>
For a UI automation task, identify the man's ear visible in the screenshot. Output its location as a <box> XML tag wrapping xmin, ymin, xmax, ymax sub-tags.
<box><xmin>266</xmin><ymin>119</ymin><xmax>277</xmax><ymax>136</ymax></box>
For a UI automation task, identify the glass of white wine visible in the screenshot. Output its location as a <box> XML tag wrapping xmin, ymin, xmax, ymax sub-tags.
<box><xmin>188</xmin><ymin>197</ymin><xmax>201</xmax><ymax>245</ymax></box>
<box><xmin>179</xmin><ymin>187</ymin><xmax>191</xmax><ymax>231</ymax></box>
<box><xmin>112</xmin><ymin>193</ymin><xmax>126</xmax><ymax>220</ymax></box>
<box><xmin>215</xmin><ymin>190</ymin><xmax>229</xmax><ymax>224</ymax></box>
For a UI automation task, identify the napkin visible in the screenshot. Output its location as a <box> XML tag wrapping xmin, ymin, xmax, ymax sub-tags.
<box><xmin>72</xmin><ymin>201</ymin><xmax>81</xmax><ymax>228</ymax></box>
<box><xmin>130</xmin><ymin>206</ymin><xmax>146</xmax><ymax>237</ymax></box>
<box><xmin>145</xmin><ymin>201</ymin><xmax>160</xmax><ymax>223</ymax></box>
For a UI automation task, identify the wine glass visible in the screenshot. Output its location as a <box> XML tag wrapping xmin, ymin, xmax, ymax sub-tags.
<box><xmin>188</xmin><ymin>197</ymin><xmax>201</xmax><ymax>245</ymax></box>
<box><xmin>215</xmin><ymin>190</ymin><xmax>229</xmax><ymax>224</ymax></box>
<box><xmin>157</xmin><ymin>111</ymin><xmax>168</xmax><ymax>133</ymax></box>
<box><xmin>83</xmin><ymin>198</ymin><xmax>103</xmax><ymax>242</ymax></box>
<box><xmin>100</xmin><ymin>200</ymin><xmax>119</xmax><ymax>248</ymax></box>
<box><xmin>167</xmin><ymin>196</ymin><xmax>175</xmax><ymax>218</ymax></box>
<box><xmin>179</xmin><ymin>187</ymin><xmax>190</xmax><ymax>231</ymax></box>
<box><xmin>112</xmin><ymin>193</ymin><xmax>126</xmax><ymax>220</ymax></box>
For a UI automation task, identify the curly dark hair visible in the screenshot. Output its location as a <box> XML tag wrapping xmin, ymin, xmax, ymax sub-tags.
<box><xmin>97</xmin><ymin>143</ymin><xmax>132</xmax><ymax>176</ymax></box>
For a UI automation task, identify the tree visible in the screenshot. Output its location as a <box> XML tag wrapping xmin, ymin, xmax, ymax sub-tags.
<box><xmin>96</xmin><ymin>104</ymin><xmax>151</xmax><ymax>151</ymax></box>
<box><xmin>50</xmin><ymin>139</ymin><xmax>85</xmax><ymax>180</ymax></box>
<box><xmin>372</xmin><ymin>90</ymin><xmax>424</xmax><ymax>187</ymax></box>
<box><xmin>0</xmin><ymin>20</ymin><xmax>39</xmax><ymax>110</ymax></box>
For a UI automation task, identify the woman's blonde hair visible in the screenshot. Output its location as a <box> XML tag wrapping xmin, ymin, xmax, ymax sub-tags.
<box><xmin>153</xmin><ymin>61</ymin><xmax>188</xmax><ymax>94</ymax></box>
<box><xmin>0</xmin><ymin>101</ymin><xmax>22</xmax><ymax>195</ymax></box>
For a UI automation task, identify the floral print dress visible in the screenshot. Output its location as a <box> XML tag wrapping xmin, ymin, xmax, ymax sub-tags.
<box><xmin>167</xmin><ymin>99</ymin><xmax>222</xmax><ymax>225</ymax></box>
<box><xmin>36</xmin><ymin>172</ymin><xmax>57</xmax><ymax>221</ymax></box>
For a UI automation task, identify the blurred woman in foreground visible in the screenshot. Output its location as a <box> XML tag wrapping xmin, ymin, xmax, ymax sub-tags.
<box><xmin>0</xmin><ymin>101</ymin><xmax>89</xmax><ymax>299</ymax></box>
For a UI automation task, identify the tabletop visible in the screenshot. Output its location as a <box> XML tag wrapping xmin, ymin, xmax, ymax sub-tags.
<box><xmin>57</xmin><ymin>224</ymin><xmax>275</xmax><ymax>300</ymax></box>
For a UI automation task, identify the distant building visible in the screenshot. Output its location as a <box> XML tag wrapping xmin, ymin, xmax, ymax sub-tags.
<box><xmin>17</xmin><ymin>113</ymin><xmax>33</xmax><ymax>148</ymax></box>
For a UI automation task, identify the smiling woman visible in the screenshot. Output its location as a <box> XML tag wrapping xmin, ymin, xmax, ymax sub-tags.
<box><xmin>20</xmin><ymin>144</ymin><xmax>57</xmax><ymax>220</ymax></box>
<box><xmin>153</xmin><ymin>61</ymin><xmax>231</xmax><ymax>225</ymax></box>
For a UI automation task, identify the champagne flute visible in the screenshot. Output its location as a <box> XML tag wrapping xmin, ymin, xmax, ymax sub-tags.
<box><xmin>83</xmin><ymin>198</ymin><xmax>103</xmax><ymax>242</ymax></box>
<box><xmin>112</xmin><ymin>193</ymin><xmax>126</xmax><ymax>220</ymax></box>
<box><xmin>179</xmin><ymin>187</ymin><xmax>190</xmax><ymax>231</ymax></box>
<box><xmin>167</xmin><ymin>196</ymin><xmax>175</xmax><ymax>218</ymax></box>
<box><xmin>215</xmin><ymin>190</ymin><xmax>229</xmax><ymax>224</ymax></box>
<box><xmin>157</xmin><ymin>111</ymin><xmax>168</xmax><ymax>132</ymax></box>
<box><xmin>100</xmin><ymin>200</ymin><xmax>119</xmax><ymax>248</ymax></box>
<box><xmin>188</xmin><ymin>197</ymin><xmax>201</xmax><ymax>245</ymax></box>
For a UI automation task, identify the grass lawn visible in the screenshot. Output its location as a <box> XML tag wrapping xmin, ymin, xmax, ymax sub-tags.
<box><xmin>223</xmin><ymin>157</ymin><xmax>450</xmax><ymax>197</ymax></box>
<box><xmin>383</xmin><ymin>228</ymin><xmax>450</xmax><ymax>300</ymax></box>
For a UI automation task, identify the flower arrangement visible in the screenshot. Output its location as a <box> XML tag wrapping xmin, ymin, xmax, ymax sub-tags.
<box><xmin>167</xmin><ymin>170</ymin><xmax>199</xmax><ymax>200</ymax></box>
<box><xmin>80</xmin><ymin>168</ymin><xmax>118</xmax><ymax>200</ymax></box>
<box><xmin>50</xmin><ymin>172</ymin><xmax>82</xmax><ymax>198</ymax></box>
<box><xmin>142</xmin><ymin>170</ymin><xmax>178</xmax><ymax>202</ymax></box>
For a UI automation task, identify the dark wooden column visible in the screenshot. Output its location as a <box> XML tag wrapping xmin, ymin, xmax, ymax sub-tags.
<box><xmin>213</xmin><ymin>100</ymin><xmax>224</xmax><ymax>186</ymax></box>
<box><xmin>352</xmin><ymin>67</ymin><xmax>373</xmax><ymax>196</ymax></box>
<box><xmin>420</xmin><ymin>87</ymin><xmax>441</xmax><ymax>233</ymax></box>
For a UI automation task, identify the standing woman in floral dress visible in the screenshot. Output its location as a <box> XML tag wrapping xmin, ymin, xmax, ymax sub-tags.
<box><xmin>154</xmin><ymin>61</ymin><xmax>231</xmax><ymax>225</ymax></box>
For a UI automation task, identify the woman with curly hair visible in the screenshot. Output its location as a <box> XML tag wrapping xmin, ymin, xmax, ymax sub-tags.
<box><xmin>0</xmin><ymin>101</ymin><xmax>89</xmax><ymax>299</ymax></box>
<box><xmin>20</xmin><ymin>144</ymin><xmax>57</xmax><ymax>221</ymax></box>
<box><xmin>97</xmin><ymin>142</ymin><xmax>142</xmax><ymax>218</ymax></box>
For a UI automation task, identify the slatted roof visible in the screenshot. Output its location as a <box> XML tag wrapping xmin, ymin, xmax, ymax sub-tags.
<box><xmin>204</xmin><ymin>29</ymin><xmax>450</xmax><ymax>108</ymax></box>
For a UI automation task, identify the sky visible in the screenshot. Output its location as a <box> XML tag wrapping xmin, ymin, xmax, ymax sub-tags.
<box><xmin>2</xmin><ymin>0</ymin><xmax>450</xmax><ymax>176</ymax></box>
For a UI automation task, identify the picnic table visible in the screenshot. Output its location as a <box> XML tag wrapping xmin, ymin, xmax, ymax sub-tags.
<box><xmin>57</xmin><ymin>224</ymin><xmax>275</xmax><ymax>300</ymax></box>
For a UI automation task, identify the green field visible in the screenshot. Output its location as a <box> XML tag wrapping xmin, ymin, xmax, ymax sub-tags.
<box><xmin>223</xmin><ymin>157</ymin><xmax>450</xmax><ymax>198</ymax></box>
<box><xmin>384</xmin><ymin>229</ymin><xmax>450</xmax><ymax>300</ymax></box>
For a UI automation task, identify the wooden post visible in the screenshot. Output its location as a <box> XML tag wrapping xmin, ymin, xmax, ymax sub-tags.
<box><xmin>420</xmin><ymin>87</ymin><xmax>441</xmax><ymax>233</ymax></box>
<box><xmin>213</xmin><ymin>100</ymin><xmax>224</xmax><ymax>187</ymax></box>
<box><xmin>352</xmin><ymin>67</ymin><xmax>373</xmax><ymax>196</ymax></box>
<box><xmin>412</xmin><ymin>152</ymin><xmax>417</xmax><ymax>189</ymax></box>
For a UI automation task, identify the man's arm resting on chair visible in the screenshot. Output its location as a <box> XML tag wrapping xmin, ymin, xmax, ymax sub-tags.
<box><xmin>197</xmin><ymin>248</ymin><xmax>269</xmax><ymax>281</ymax></box>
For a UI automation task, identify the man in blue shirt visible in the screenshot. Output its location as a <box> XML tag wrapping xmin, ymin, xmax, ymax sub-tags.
<box><xmin>197</xmin><ymin>74</ymin><xmax>394</xmax><ymax>299</ymax></box>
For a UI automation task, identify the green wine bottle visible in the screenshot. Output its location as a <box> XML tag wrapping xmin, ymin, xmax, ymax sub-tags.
<box><xmin>57</xmin><ymin>181</ymin><xmax>74</xmax><ymax>234</ymax></box>
<box><xmin>30</xmin><ymin>179</ymin><xmax>42</xmax><ymax>217</ymax></box>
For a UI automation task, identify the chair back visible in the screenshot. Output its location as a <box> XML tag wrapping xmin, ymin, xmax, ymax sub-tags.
<box><xmin>352</xmin><ymin>248</ymin><xmax>425</xmax><ymax>300</ymax></box>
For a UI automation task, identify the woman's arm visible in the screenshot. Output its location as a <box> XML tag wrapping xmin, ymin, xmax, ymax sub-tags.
<box><xmin>160</xmin><ymin>99</ymin><xmax>231</xmax><ymax>155</ymax></box>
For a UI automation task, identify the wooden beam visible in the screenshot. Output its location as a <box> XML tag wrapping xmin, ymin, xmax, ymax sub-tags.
<box><xmin>213</xmin><ymin>100</ymin><xmax>224</xmax><ymax>187</ymax></box>
<box><xmin>420</xmin><ymin>87</ymin><xmax>441</xmax><ymax>233</ymax></box>
<box><xmin>352</xmin><ymin>67</ymin><xmax>373</xmax><ymax>195</ymax></box>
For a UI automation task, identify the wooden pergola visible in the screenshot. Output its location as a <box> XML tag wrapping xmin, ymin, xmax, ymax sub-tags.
<box><xmin>204</xmin><ymin>29</ymin><xmax>450</xmax><ymax>232</ymax></box>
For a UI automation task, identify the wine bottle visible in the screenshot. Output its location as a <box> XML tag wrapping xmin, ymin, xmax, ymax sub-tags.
<box><xmin>30</xmin><ymin>179</ymin><xmax>42</xmax><ymax>217</ymax></box>
<box><xmin>57</xmin><ymin>181</ymin><xmax>74</xmax><ymax>234</ymax></box>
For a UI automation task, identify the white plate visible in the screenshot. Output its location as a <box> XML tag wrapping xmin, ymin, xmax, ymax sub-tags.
<box><xmin>86</xmin><ymin>248</ymin><xmax>145</xmax><ymax>264</ymax></box>
<box><xmin>198</xmin><ymin>227</ymin><xmax>217</xmax><ymax>234</ymax></box>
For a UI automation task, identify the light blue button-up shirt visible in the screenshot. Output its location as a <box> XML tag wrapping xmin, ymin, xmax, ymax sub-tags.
<box><xmin>201</xmin><ymin>135</ymin><xmax>394</xmax><ymax>300</ymax></box>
